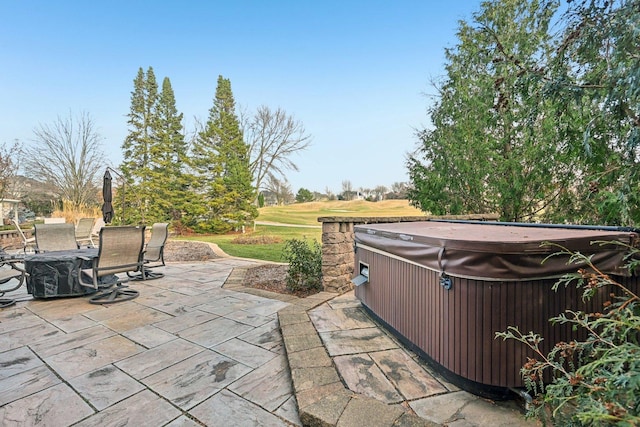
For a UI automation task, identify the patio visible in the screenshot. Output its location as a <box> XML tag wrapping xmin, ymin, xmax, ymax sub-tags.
<box><xmin>0</xmin><ymin>257</ymin><xmax>535</xmax><ymax>426</ymax></box>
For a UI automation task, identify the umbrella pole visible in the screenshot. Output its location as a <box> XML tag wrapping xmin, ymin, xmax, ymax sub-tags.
<box><xmin>106</xmin><ymin>167</ymin><xmax>126</xmax><ymax>224</ymax></box>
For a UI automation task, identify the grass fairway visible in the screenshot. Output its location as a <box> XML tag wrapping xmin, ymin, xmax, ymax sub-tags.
<box><xmin>257</xmin><ymin>199</ymin><xmax>425</xmax><ymax>225</ymax></box>
<box><xmin>177</xmin><ymin>199</ymin><xmax>425</xmax><ymax>262</ymax></box>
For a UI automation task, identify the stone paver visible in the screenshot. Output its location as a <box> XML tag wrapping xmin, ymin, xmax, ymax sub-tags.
<box><xmin>282</xmin><ymin>291</ymin><xmax>537</xmax><ymax>427</ymax></box>
<box><xmin>0</xmin><ymin>258</ymin><xmax>299</xmax><ymax>426</ymax></box>
<box><xmin>0</xmin><ymin>383</ymin><xmax>94</xmax><ymax>426</ymax></box>
<box><xmin>369</xmin><ymin>349</ymin><xmax>448</xmax><ymax>399</ymax></box>
<box><xmin>319</xmin><ymin>327</ymin><xmax>398</xmax><ymax>356</ymax></box>
<box><xmin>190</xmin><ymin>389</ymin><xmax>286</xmax><ymax>427</ymax></box>
<box><xmin>0</xmin><ymin>254</ymin><xmax>536</xmax><ymax>427</ymax></box>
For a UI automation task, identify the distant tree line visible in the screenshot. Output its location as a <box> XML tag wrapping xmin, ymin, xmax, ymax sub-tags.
<box><xmin>408</xmin><ymin>0</ymin><xmax>640</xmax><ymax>226</ymax></box>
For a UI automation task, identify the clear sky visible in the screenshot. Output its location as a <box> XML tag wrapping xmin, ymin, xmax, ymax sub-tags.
<box><xmin>1</xmin><ymin>1</ymin><xmax>481</xmax><ymax>195</ymax></box>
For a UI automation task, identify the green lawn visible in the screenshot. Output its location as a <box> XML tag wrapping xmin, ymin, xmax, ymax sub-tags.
<box><xmin>175</xmin><ymin>199</ymin><xmax>423</xmax><ymax>262</ymax></box>
<box><xmin>178</xmin><ymin>224</ymin><xmax>321</xmax><ymax>262</ymax></box>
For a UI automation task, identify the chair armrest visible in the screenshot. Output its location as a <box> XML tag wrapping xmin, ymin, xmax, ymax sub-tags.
<box><xmin>1</xmin><ymin>259</ymin><xmax>26</xmax><ymax>273</ymax></box>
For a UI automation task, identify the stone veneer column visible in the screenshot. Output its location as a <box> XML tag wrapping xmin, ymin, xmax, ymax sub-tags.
<box><xmin>320</xmin><ymin>220</ymin><xmax>356</xmax><ymax>294</ymax></box>
<box><xmin>317</xmin><ymin>214</ymin><xmax>500</xmax><ymax>294</ymax></box>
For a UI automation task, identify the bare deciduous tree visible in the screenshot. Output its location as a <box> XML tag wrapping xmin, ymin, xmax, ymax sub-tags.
<box><xmin>244</xmin><ymin>106</ymin><xmax>312</xmax><ymax>194</ymax></box>
<box><xmin>373</xmin><ymin>185</ymin><xmax>388</xmax><ymax>201</ymax></box>
<box><xmin>24</xmin><ymin>112</ymin><xmax>104</xmax><ymax>208</ymax></box>
<box><xmin>265</xmin><ymin>175</ymin><xmax>294</xmax><ymax>205</ymax></box>
<box><xmin>341</xmin><ymin>180</ymin><xmax>354</xmax><ymax>200</ymax></box>
<box><xmin>0</xmin><ymin>140</ymin><xmax>22</xmax><ymax>200</ymax></box>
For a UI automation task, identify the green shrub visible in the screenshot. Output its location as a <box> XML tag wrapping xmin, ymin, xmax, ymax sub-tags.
<box><xmin>497</xmin><ymin>242</ymin><xmax>640</xmax><ymax>426</ymax></box>
<box><xmin>282</xmin><ymin>237</ymin><xmax>322</xmax><ymax>293</ymax></box>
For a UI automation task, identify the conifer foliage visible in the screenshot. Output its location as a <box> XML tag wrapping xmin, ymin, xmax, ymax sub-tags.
<box><xmin>121</xmin><ymin>67</ymin><xmax>189</xmax><ymax>225</ymax></box>
<box><xmin>408</xmin><ymin>0</ymin><xmax>640</xmax><ymax>226</ymax></box>
<box><xmin>188</xmin><ymin>75</ymin><xmax>257</xmax><ymax>232</ymax></box>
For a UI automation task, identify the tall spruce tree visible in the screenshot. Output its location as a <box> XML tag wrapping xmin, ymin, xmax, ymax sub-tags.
<box><xmin>121</xmin><ymin>67</ymin><xmax>188</xmax><ymax>225</ymax></box>
<box><xmin>121</xmin><ymin>66</ymin><xmax>159</xmax><ymax>224</ymax></box>
<box><xmin>147</xmin><ymin>77</ymin><xmax>189</xmax><ymax>224</ymax></box>
<box><xmin>190</xmin><ymin>75</ymin><xmax>257</xmax><ymax>232</ymax></box>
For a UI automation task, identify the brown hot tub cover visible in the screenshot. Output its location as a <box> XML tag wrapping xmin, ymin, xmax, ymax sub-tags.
<box><xmin>354</xmin><ymin>221</ymin><xmax>639</xmax><ymax>281</ymax></box>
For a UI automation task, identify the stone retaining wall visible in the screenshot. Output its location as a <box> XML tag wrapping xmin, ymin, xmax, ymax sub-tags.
<box><xmin>318</xmin><ymin>214</ymin><xmax>499</xmax><ymax>293</ymax></box>
<box><xmin>0</xmin><ymin>228</ymin><xmax>32</xmax><ymax>250</ymax></box>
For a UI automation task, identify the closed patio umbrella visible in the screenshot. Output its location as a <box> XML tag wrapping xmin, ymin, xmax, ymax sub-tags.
<box><xmin>102</xmin><ymin>169</ymin><xmax>114</xmax><ymax>224</ymax></box>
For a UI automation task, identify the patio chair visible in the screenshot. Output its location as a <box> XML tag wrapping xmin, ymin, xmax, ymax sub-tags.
<box><xmin>11</xmin><ymin>219</ymin><xmax>36</xmax><ymax>253</ymax></box>
<box><xmin>79</xmin><ymin>225</ymin><xmax>146</xmax><ymax>304</ymax></box>
<box><xmin>0</xmin><ymin>253</ymin><xmax>27</xmax><ymax>308</ymax></box>
<box><xmin>75</xmin><ymin>217</ymin><xmax>96</xmax><ymax>248</ymax></box>
<box><xmin>34</xmin><ymin>223</ymin><xmax>79</xmax><ymax>252</ymax></box>
<box><xmin>129</xmin><ymin>222</ymin><xmax>169</xmax><ymax>280</ymax></box>
<box><xmin>91</xmin><ymin>218</ymin><xmax>105</xmax><ymax>243</ymax></box>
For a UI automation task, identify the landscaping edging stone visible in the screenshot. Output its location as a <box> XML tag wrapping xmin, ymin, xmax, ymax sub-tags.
<box><xmin>224</xmin><ymin>266</ymin><xmax>439</xmax><ymax>427</ymax></box>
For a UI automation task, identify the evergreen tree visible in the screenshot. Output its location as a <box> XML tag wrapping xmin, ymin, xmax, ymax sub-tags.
<box><xmin>545</xmin><ymin>0</ymin><xmax>640</xmax><ymax>225</ymax></box>
<box><xmin>121</xmin><ymin>66</ymin><xmax>159</xmax><ymax>224</ymax></box>
<box><xmin>189</xmin><ymin>75</ymin><xmax>257</xmax><ymax>232</ymax></box>
<box><xmin>408</xmin><ymin>0</ymin><xmax>571</xmax><ymax>222</ymax></box>
<box><xmin>147</xmin><ymin>77</ymin><xmax>189</xmax><ymax>224</ymax></box>
<box><xmin>409</xmin><ymin>0</ymin><xmax>640</xmax><ymax>226</ymax></box>
<box><xmin>295</xmin><ymin>188</ymin><xmax>314</xmax><ymax>203</ymax></box>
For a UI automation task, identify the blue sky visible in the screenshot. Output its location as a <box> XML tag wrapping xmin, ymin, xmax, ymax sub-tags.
<box><xmin>1</xmin><ymin>1</ymin><xmax>481</xmax><ymax>194</ymax></box>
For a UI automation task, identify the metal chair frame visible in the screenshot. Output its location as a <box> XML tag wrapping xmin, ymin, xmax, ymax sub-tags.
<box><xmin>0</xmin><ymin>255</ymin><xmax>27</xmax><ymax>308</ymax></box>
<box><xmin>130</xmin><ymin>223</ymin><xmax>169</xmax><ymax>281</ymax></box>
<box><xmin>11</xmin><ymin>219</ymin><xmax>36</xmax><ymax>253</ymax></box>
<box><xmin>79</xmin><ymin>225</ymin><xmax>146</xmax><ymax>304</ymax></box>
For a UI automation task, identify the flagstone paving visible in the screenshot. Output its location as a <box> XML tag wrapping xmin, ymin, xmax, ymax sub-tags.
<box><xmin>0</xmin><ymin>255</ymin><xmax>539</xmax><ymax>426</ymax></box>
<box><xmin>0</xmin><ymin>258</ymin><xmax>301</xmax><ymax>426</ymax></box>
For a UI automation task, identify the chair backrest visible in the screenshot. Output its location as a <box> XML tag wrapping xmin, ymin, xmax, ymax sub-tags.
<box><xmin>75</xmin><ymin>218</ymin><xmax>96</xmax><ymax>239</ymax></box>
<box><xmin>44</xmin><ymin>217</ymin><xmax>66</xmax><ymax>224</ymax></box>
<box><xmin>95</xmin><ymin>226</ymin><xmax>146</xmax><ymax>277</ymax></box>
<box><xmin>145</xmin><ymin>223</ymin><xmax>169</xmax><ymax>262</ymax></box>
<box><xmin>91</xmin><ymin>218</ymin><xmax>105</xmax><ymax>236</ymax></box>
<box><xmin>11</xmin><ymin>219</ymin><xmax>29</xmax><ymax>244</ymax></box>
<box><xmin>34</xmin><ymin>223</ymin><xmax>78</xmax><ymax>252</ymax></box>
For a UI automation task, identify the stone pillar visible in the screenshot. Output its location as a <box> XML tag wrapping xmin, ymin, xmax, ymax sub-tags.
<box><xmin>320</xmin><ymin>220</ymin><xmax>356</xmax><ymax>294</ymax></box>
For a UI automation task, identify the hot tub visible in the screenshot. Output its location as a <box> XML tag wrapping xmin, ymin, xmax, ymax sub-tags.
<box><xmin>353</xmin><ymin>220</ymin><xmax>639</xmax><ymax>398</ymax></box>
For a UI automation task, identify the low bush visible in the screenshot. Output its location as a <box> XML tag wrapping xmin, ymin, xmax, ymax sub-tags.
<box><xmin>282</xmin><ymin>237</ymin><xmax>322</xmax><ymax>293</ymax></box>
<box><xmin>497</xmin><ymin>243</ymin><xmax>640</xmax><ymax>426</ymax></box>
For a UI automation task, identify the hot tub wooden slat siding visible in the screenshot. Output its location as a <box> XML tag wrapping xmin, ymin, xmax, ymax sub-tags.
<box><xmin>355</xmin><ymin>248</ymin><xmax>618</xmax><ymax>389</ymax></box>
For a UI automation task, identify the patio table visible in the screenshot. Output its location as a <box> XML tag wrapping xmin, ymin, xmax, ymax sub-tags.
<box><xmin>25</xmin><ymin>248</ymin><xmax>112</xmax><ymax>298</ymax></box>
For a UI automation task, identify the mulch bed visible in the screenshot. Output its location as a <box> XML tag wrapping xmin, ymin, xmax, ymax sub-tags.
<box><xmin>242</xmin><ymin>264</ymin><xmax>320</xmax><ymax>298</ymax></box>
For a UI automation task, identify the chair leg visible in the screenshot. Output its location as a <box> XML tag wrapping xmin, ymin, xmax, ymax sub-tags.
<box><xmin>89</xmin><ymin>284</ymin><xmax>139</xmax><ymax>304</ymax></box>
<box><xmin>0</xmin><ymin>298</ymin><xmax>16</xmax><ymax>308</ymax></box>
<box><xmin>129</xmin><ymin>266</ymin><xmax>164</xmax><ymax>281</ymax></box>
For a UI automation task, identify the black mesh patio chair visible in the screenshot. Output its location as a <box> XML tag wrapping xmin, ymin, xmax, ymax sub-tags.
<box><xmin>34</xmin><ymin>223</ymin><xmax>79</xmax><ymax>252</ymax></box>
<box><xmin>129</xmin><ymin>223</ymin><xmax>169</xmax><ymax>281</ymax></box>
<box><xmin>79</xmin><ymin>225</ymin><xmax>146</xmax><ymax>304</ymax></box>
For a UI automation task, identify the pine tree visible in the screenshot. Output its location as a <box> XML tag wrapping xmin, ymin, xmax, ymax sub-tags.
<box><xmin>189</xmin><ymin>75</ymin><xmax>257</xmax><ymax>232</ymax></box>
<box><xmin>147</xmin><ymin>77</ymin><xmax>189</xmax><ymax>224</ymax></box>
<box><xmin>121</xmin><ymin>67</ymin><xmax>190</xmax><ymax>226</ymax></box>
<box><xmin>121</xmin><ymin>67</ymin><xmax>159</xmax><ymax>224</ymax></box>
